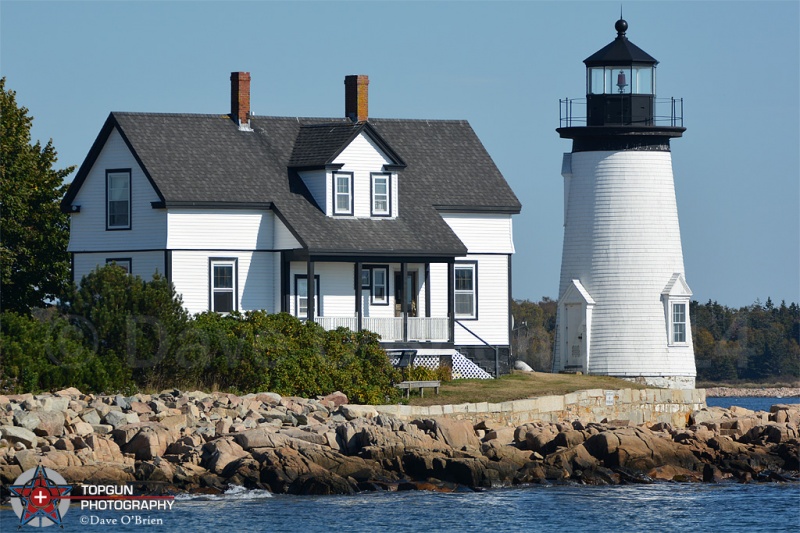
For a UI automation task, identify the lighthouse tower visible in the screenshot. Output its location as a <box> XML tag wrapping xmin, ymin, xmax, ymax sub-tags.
<box><xmin>553</xmin><ymin>18</ymin><xmax>696</xmax><ymax>389</ymax></box>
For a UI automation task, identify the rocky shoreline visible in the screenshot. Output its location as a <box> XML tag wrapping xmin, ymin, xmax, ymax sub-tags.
<box><xmin>703</xmin><ymin>387</ymin><xmax>800</xmax><ymax>398</ymax></box>
<box><xmin>1</xmin><ymin>388</ymin><xmax>798</xmax><ymax>497</ymax></box>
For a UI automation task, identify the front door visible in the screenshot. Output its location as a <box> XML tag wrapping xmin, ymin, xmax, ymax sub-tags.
<box><xmin>394</xmin><ymin>272</ymin><xmax>418</xmax><ymax>317</ymax></box>
<box><xmin>565</xmin><ymin>303</ymin><xmax>584</xmax><ymax>369</ymax></box>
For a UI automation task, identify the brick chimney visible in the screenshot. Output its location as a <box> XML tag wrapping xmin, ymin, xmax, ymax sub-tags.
<box><xmin>230</xmin><ymin>72</ymin><xmax>251</xmax><ymax>130</ymax></box>
<box><xmin>344</xmin><ymin>75</ymin><xmax>369</xmax><ymax>123</ymax></box>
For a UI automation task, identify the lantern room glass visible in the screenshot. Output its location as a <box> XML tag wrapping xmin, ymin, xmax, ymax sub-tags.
<box><xmin>588</xmin><ymin>66</ymin><xmax>655</xmax><ymax>95</ymax></box>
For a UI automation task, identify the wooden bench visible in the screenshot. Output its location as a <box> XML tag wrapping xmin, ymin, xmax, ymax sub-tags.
<box><xmin>395</xmin><ymin>380</ymin><xmax>441</xmax><ymax>398</ymax></box>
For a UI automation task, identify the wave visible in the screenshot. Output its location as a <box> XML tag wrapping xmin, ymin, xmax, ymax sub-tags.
<box><xmin>173</xmin><ymin>485</ymin><xmax>273</xmax><ymax>502</ymax></box>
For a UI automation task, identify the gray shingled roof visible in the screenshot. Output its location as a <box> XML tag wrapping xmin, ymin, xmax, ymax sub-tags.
<box><xmin>288</xmin><ymin>123</ymin><xmax>360</xmax><ymax>168</ymax></box>
<box><xmin>63</xmin><ymin>112</ymin><xmax>520</xmax><ymax>257</ymax></box>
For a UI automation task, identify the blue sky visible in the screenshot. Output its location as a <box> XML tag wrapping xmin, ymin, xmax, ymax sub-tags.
<box><xmin>2</xmin><ymin>1</ymin><xmax>798</xmax><ymax>308</ymax></box>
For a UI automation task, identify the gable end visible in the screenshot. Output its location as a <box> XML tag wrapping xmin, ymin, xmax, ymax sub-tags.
<box><xmin>61</xmin><ymin>113</ymin><xmax>166</xmax><ymax>213</ymax></box>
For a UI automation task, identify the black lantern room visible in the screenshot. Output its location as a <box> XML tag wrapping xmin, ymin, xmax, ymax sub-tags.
<box><xmin>585</xmin><ymin>18</ymin><xmax>657</xmax><ymax>126</ymax></box>
<box><xmin>558</xmin><ymin>18</ymin><xmax>684</xmax><ymax>152</ymax></box>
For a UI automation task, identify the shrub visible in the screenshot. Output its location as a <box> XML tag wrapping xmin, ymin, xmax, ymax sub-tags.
<box><xmin>404</xmin><ymin>364</ymin><xmax>452</xmax><ymax>383</ymax></box>
<box><xmin>59</xmin><ymin>265</ymin><xmax>191</xmax><ymax>390</ymax></box>
<box><xmin>7</xmin><ymin>265</ymin><xmax>406</xmax><ymax>402</ymax></box>
<box><xmin>183</xmin><ymin>312</ymin><xmax>402</xmax><ymax>403</ymax></box>
<box><xmin>0</xmin><ymin>310</ymin><xmax>129</xmax><ymax>393</ymax></box>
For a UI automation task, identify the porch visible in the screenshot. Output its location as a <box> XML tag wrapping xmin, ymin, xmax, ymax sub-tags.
<box><xmin>284</xmin><ymin>254</ymin><xmax>461</xmax><ymax>345</ymax></box>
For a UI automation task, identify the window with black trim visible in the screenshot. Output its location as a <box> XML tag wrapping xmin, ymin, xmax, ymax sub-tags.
<box><xmin>210</xmin><ymin>259</ymin><xmax>237</xmax><ymax>313</ymax></box>
<box><xmin>333</xmin><ymin>172</ymin><xmax>353</xmax><ymax>215</ymax></box>
<box><xmin>106</xmin><ymin>170</ymin><xmax>131</xmax><ymax>229</ymax></box>
<box><xmin>371</xmin><ymin>173</ymin><xmax>391</xmax><ymax>216</ymax></box>
<box><xmin>454</xmin><ymin>263</ymin><xmax>477</xmax><ymax>319</ymax></box>
<box><xmin>105</xmin><ymin>258</ymin><xmax>131</xmax><ymax>274</ymax></box>
<box><xmin>370</xmin><ymin>266</ymin><xmax>388</xmax><ymax>305</ymax></box>
<box><xmin>295</xmin><ymin>275</ymin><xmax>320</xmax><ymax>317</ymax></box>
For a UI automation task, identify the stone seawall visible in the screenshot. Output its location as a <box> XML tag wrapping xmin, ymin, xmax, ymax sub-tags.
<box><xmin>375</xmin><ymin>388</ymin><xmax>707</xmax><ymax>428</ymax></box>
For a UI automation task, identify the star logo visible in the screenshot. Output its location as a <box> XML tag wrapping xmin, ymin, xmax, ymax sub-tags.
<box><xmin>9</xmin><ymin>465</ymin><xmax>72</xmax><ymax>528</ymax></box>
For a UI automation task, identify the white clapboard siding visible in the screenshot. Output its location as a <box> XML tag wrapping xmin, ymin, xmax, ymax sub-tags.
<box><xmin>288</xmin><ymin>262</ymin><xmax>355</xmax><ymax>318</ymax></box>
<box><xmin>429</xmin><ymin>263</ymin><xmax>449</xmax><ymax>319</ymax></box>
<box><xmin>68</xmin><ymin>128</ymin><xmax>166</xmax><ymax>251</ymax></box>
<box><xmin>73</xmin><ymin>251</ymin><xmax>166</xmax><ymax>284</ymax></box>
<box><xmin>274</xmin><ymin>216</ymin><xmax>302</xmax><ymax>250</ymax></box>
<box><xmin>167</xmin><ymin>209</ymin><xmax>273</xmax><ymax>250</ymax></box>
<box><xmin>453</xmin><ymin>254</ymin><xmax>510</xmax><ymax>346</ymax></box>
<box><xmin>441</xmin><ymin>213</ymin><xmax>515</xmax><ymax>254</ymax></box>
<box><xmin>332</xmin><ymin>132</ymin><xmax>396</xmax><ymax>219</ymax></box>
<box><xmin>556</xmin><ymin>150</ymin><xmax>695</xmax><ymax>377</ymax></box>
<box><xmin>298</xmin><ymin>170</ymin><xmax>327</xmax><ymax>212</ymax></box>
<box><xmin>171</xmin><ymin>250</ymin><xmax>276</xmax><ymax>316</ymax></box>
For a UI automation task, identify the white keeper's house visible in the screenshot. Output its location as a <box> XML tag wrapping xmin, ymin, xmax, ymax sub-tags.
<box><xmin>61</xmin><ymin>74</ymin><xmax>521</xmax><ymax>377</ymax></box>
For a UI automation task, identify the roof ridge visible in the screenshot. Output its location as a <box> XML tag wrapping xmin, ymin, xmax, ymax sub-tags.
<box><xmin>110</xmin><ymin>112</ymin><xmax>470</xmax><ymax>125</ymax></box>
<box><xmin>367</xmin><ymin>118</ymin><xmax>469</xmax><ymax>124</ymax></box>
<box><xmin>112</xmin><ymin>111</ymin><xmax>229</xmax><ymax>118</ymax></box>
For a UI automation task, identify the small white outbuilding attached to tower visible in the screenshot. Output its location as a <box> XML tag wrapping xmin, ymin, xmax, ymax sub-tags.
<box><xmin>553</xmin><ymin>18</ymin><xmax>696</xmax><ymax>389</ymax></box>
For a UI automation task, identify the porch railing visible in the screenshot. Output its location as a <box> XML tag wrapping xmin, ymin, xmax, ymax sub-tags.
<box><xmin>313</xmin><ymin>316</ymin><xmax>449</xmax><ymax>342</ymax></box>
<box><xmin>364</xmin><ymin>317</ymin><xmax>404</xmax><ymax>341</ymax></box>
<box><xmin>408</xmin><ymin>317</ymin><xmax>449</xmax><ymax>342</ymax></box>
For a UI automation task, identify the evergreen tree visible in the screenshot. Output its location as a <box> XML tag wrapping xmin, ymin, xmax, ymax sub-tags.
<box><xmin>0</xmin><ymin>78</ymin><xmax>74</xmax><ymax>313</ymax></box>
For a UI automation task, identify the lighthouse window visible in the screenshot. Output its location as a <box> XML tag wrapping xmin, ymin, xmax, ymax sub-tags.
<box><xmin>672</xmin><ymin>303</ymin><xmax>687</xmax><ymax>343</ymax></box>
<box><xmin>589</xmin><ymin>68</ymin><xmax>606</xmax><ymax>94</ymax></box>
<box><xmin>588</xmin><ymin>66</ymin><xmax>654</xmax><ymax>95</ymax></box>
<box><xmin>634</xmin><ymin>66</ymin><xmax>654</xmax><ymax>94</ymax></box>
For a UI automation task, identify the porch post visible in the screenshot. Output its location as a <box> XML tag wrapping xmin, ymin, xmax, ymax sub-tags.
<box><xmin>400</xmin><ymin>262</ymin><xmax>407</xmax><ymax>342</ymax></box>
<box><xmin>448</xmin><ymin>260</ymin><xmax>455</xmax><ymax>344</ymax></box>
<box><xmin>281</xmin><ymin>252</ymin><xmax>290</xmax><ymax>313</ymax></box>
<box><xmin>424</xmin><ymin>263</ymin><xmax>431</xmax><ymax>318</ymax></box>
<box><xmin>355</xmin><ymin>262</ymin><xmax>363</xmax><ymax>331</ymax></box>
<box><xmin>306</xmin><ymin>259</ymin><xmax>315</xmax><ymax>323</ymax></box>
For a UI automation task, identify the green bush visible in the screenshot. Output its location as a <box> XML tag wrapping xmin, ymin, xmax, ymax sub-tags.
<box><xmin>6</xmin><ymin>265</ymin><xmax>405</xmax><ymax>403</ymax></box>
<box><xmin>0</xmin><ymin>310</ymin><xmax>129</xmax><ymax>393</ymax></box>
<box><xmin>60</xmin><ymin>265</ymin><xmax>191</xmax><ymax>390</ymax></box>
<box><xmin>189</xmin><ymin>312</ymin><xmax>402</xmax><ymax>403</ymax></box>
<box><xmin>404</xmin><ymin>364</ymin><xmax>452</xmax><ymax>383</ymax></box>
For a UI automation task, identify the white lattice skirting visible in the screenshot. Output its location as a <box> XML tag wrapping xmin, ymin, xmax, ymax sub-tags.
<box><xmin>389</xmin><ymin>351</ymin><xmax>493</xmax><ymax>380</ymax></box>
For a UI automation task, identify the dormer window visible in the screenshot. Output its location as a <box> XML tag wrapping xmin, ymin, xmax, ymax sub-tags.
<box><xmin>371</xmin><ymin>173</ymin><xmax>391</xmax><ymax>216</ymax></box>
<box><xmin>333</xmin><ymin>172</ymin><xmax>353</xmax><ymax>215</ymax></box>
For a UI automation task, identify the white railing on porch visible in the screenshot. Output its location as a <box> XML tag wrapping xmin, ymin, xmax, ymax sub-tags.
<box><xmin>364</xmin><ymin>317</ymin><xmax>404</xmax><ymax>341</ymax></box>
<box><xmin>408</xmin><ymin>317</ymin><xmax>449</xmax><ymax>342</ymax></box>
<box><xmin>313</xmin><ymin>316</ymin><xmax>449</xmax><ymax>342</ymax></box>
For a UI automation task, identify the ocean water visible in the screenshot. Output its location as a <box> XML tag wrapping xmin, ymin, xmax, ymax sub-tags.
<box><xmin>706</xmin><ymin>396</ymin><xmax>799</xmax><ymax>412</ymax></box>
<box><xmin>2</xmin><ymin>397</ymin><xmax>799</xmax><ymax>532</ymax></box>
<box><xmin>2</xmin><ymin>483</ymin><xmax>798</xmax><ymax>532</ymax></box>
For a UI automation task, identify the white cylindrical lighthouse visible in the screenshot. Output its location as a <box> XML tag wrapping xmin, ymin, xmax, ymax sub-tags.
<box><xmin>553</xmin><ymin>18</ymin><xmax>696</xmax><ymax>389</ymax></box>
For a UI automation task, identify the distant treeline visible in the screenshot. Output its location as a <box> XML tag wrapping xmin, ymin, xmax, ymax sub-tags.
<box><xmin>512</xmin><ymin>298</ymin><xmax>800</xmax><ymax>381</ymax></box>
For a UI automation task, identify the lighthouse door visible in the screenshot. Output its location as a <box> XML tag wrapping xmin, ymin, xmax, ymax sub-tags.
<box><xmin>565</xmin><ymin>303</ymin><xmax>584</xmax><ymax>370</ymax></box>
